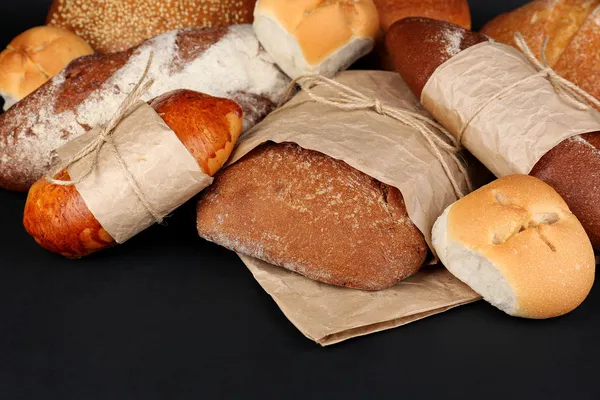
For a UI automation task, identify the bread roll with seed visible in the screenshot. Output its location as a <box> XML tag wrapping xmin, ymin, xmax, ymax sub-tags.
<box><xmin>24</xmin><ymin>90</ymin><xmax>243</xmax><ymax>258</ymax></box>
<box><xmin>432</xmin><ymin>175</ymin><xmax>595</xmax><ymax>319</ymax></box>
<box><xmin>47</xmin><ymin>0</ymin><xmax>257</xmax><ymax>52</ymax></box>
<box><xmin>385</xmin><ymin>17</ymin><xmax>600</xmax><ymax>249</ymax></box>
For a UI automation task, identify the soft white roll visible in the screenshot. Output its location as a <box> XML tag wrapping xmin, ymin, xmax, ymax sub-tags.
<box><xmin>432</xmin><ymin>175</ymin><xmax>595</xmax><ymax>319</ymax></box>
<box><xmin>253</xmin><ymin>0</ymin><xmax>380</xmax><ymax>79</ymax></box>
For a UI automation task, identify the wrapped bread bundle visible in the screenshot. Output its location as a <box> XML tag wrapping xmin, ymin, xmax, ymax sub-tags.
<box><xmin>24</xmin><ymin>64</ymin><xmax>243</xmax><ymax>258</ymax></box>
<box><xmin>195</xmin><ymin>70</ymin><xmax>483</xmax><ymax>343</ymax></box>
<box><xmin>385</xmin><ymin>17</ymin><xmax>600</xmax><ymax>248</ymax></box>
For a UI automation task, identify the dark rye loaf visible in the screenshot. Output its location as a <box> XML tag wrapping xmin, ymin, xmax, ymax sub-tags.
<box><xmin>0</xmin><ymin>24</ymin><xmax>288</xmax><ymax>192</ymax></box>
<box><xmin>196</xmin><ymin>143</ymin><xmax>428</xmax><ymax>291</ymax></box>
<box><xmin>385</xmin><ymin>17</ymin><xmax>600</xmax><ymax>249</ymax></box>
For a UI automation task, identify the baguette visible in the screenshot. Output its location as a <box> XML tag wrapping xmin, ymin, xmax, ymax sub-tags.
<box><xmin>24</xmin><ymin>90</ymin><xmax>243</xmax><ymax>258</ymax></box>
<box><xmin>197</xmin><ymin>143</ymin><xmax>428</xmax><ymax>291</ymax></box>
<box><xmin>385</xmin><ymin>17</ymin><xmax>600</xmax><ymax>248</ymax></box>
<box><xmin>0</xmin><ymin>25</ymin><xmax>289</xmax><ymax>192</ymax></box>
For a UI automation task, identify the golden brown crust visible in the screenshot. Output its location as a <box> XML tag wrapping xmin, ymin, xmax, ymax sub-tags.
<box><xmin>47</xmin><ymin>0</ymin><xmax>256</xmax><ymax>53</ymax></box>
<box><xmin>374</xmin><ymin>0</ymin><xmax>471</xmax><ymax>32</ymax></box>
<box><xmin>0</xmin><ymin>26</ymin><xmax>93</xmax><ymax>103</ymax></box>
<box><xmin>23</xmin><ymin>90</ymin><xmax>243</xmax><ymax>258</ymax></box>
<box><xmin>196</xmin><ymin>143</ymin><xmax>428</xmax><ymax>291</ymax></box>
<box><xmin>481</xmin><ymin>0</ymin><xmax>600</xmax><ymax>102</ymax></box>
<box><xmin>446</xmin><ymin>175</ymin><xmax>595</xmax><ymax>318</ymax></box>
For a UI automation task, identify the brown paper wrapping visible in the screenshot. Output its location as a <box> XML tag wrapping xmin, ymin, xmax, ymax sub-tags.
<box><xmin>56</xmin><ymin>102</ymin><xmax>213</xmax><ymax>243</ymax></box>
<box><xmin>222</xmin><ymin>70</ymin><xmax>480</xmax><ymax>345</ymax></box>
<box><xmin>421</xmin><ymin>41</ymin><xmax>600</xmax><ymax>177</ymax></box>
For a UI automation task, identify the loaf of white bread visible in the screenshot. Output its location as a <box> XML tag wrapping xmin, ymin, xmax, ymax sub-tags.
<box><xmin>253</xmin><ymin>0</ymin><xmax>380</xmax><ymax>79</ymax></box>
<box><xmin>433</xmin><ymin>175</ymin><xmax>595</xmax><ymax>319</ymax></box>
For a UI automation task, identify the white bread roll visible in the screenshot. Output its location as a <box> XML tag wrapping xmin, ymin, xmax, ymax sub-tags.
<box><xmin>253</xmin><ymin>0</ymin><xmax>379</xmax><ymax>79</ymax></box>
<box><xmin>0</xmin><ymin>26</ymin><xmax>93</xmax><ymax>111</ymax></box>
<box><xmin>432</xmin><ymin>175</ymin><xmax>595</xmax><ymax>319</ymax></box>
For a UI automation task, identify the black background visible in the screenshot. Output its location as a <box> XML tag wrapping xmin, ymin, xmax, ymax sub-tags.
<box><xmin>0</xmin><ymin>1</ymin><xmax>597</xmax><ymax>399</ymax></box>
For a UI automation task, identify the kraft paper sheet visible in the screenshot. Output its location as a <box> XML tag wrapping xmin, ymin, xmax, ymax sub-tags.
<box><xmin>421</xmin><ymin>41</ymin><xmax>600</xmax><ymax>178</ymax></box>
<box><xmin>56</xmin><ymin>102</ymin><xmax>213</xmax><ymax>243</ymax></box>
<box><xmin>224</xmin><ymin>71</ymin><xmax>480</xmax><ymax>345</ymax></box>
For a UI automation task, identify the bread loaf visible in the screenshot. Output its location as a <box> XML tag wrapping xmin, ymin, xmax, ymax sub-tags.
<box><xmin>385</xmin><ymin>17</ymin><xmax>600</xmax><ymax>249</ymax></box>
<box><xmin>253</xmin><ymin>0</ymin><xmax>380</xmax><ymax>79</ymax></box>
<box><xmin>24</xmin><ymin>90</ymin><xmax>243</xmax><ymax>258</ymax></box>
<box><xmin>0</xmin><ymin>25</ymin><xmax>289</xmax><ymax>192</ymax></box>
<box><xmin>481</xmin><ymin>0</ymin><xmax>600</xmax><ymax>103</ymax></box>
<box><xmin>374</xmin><ymin>0</ymin><xmax>471</xmax><ymax>32</ymax></box>
<box><xmin>196</xmin><ymin>143</ymin><xmax>428</xmax><ymax>291</ymax></box>
<box><xmin>433</xmin><ymin>175</ymin><xmax>595</xmax><ymax>319</ymax></box>
<box><xmin>0</xmin><ymin>26</ymin><xmax>93</xmax><ymax>111</ymax></box>
<box><xmin>47</xmin><ymin>0</ymin><xmax>257</xmax><ymax>52</ymax></box>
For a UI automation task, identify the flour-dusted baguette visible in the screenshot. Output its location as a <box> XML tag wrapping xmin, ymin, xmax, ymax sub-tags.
<box><xmin>197</xmin><ymin>143</ymin><xmax>428</xmax><ymax>291</ymax></box>
<box><xmin>24</xmin><ymin>89</ymin><xmax>243</xmax><ymax>258</ymax></box>
<box><xmin>0</xmin><ymin>25</ymin><xmax>289</xmax><ymax>192</ymax></box>
<box><xmin>385</xmin><ymin>17</ymin><xmax>600</xmax><ymax>249</ymax></box>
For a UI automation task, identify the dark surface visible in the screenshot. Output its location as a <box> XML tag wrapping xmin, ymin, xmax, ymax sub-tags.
<box><xmin>0</xmin><ymin>1</ymin><xmax>598</xmax><ymax>399</ymax></box>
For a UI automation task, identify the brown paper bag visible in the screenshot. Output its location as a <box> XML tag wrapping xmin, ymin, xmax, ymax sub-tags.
<box><xmin>218</xmin><ymin>70</ymin><xmax>481</xmax><ymax>345</ymax></box>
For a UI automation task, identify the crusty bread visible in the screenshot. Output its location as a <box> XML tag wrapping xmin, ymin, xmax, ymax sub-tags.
<box><xmin>24</xmin><ymin>90</ymin><xmax>243</xmax><ymax>258</ymax></box>
<box><xmin>0</xmin><ymin>25</ymin><xmax>288</xmax><ymax>192</ymax></box>
<box><xmin>385</xmin><ymin>17</ymin><xmax>600</xmax><ymax>250</ymax></box>
<box><xmin>374</xmin><ymin>0</ymin><xmax>471</xmax><ymax>32</ymax></box>
<box><xmin>253</xmin><ymin>0</ymin><xmax>380</xmax><ymax>79</ymax></box>
<box><xmin>0</xmin><ymin>26</ymin><xmax>93</xmax><ymax>111</ymax></box>
<box><xmin>481</xmin><ymin>0</ymin><xmax>600</xmax><ymax>103</ymax></box>
<box><xmin>47</xmin><ymin>0</ymin><xmax>257</xmax><ymax>53</ymax></box>
<box><xmin>196</xmin><ymin>143</ymin><xmax>428</xmax><ymax>291</ymax></box>
<box><xmin>433</xmin><ymin>175</ymin><xmax>595</xmax><ymax>319</ymax></box>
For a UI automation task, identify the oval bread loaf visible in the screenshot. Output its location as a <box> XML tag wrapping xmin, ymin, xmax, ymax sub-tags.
<box><xmin>432</xmin><ymin>175</ymin><xmax>595</xmax><ymax>319</ymax></box>
<box><xmin>23</xmin><ymin>90</ymin><xmax>243</xmax><ymax>258</ymax></box>
<box><xmin>196</xmin><ymin>143</ymin><xmax>428</xmax><ymax>291</ymax></box>
<box><xmin>385</xmin><ymin>17</ymin><xmax>600</xmax><ymax>249</ymax></box>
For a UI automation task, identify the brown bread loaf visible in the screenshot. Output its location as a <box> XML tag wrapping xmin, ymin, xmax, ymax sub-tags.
<box><xmin>196</xmin><ymin>143</ymin><xmax>428</xmax><ymax>291</ymax></box>
<box><xmin>385</xmin><ymin>17</ymin><xmax>600</xmax><ymax>248</ymax></box>
<box><xmin>0</xmin><ymin>25</ymin><xmax>288</xmax><ymax>192</ymax></box>
<box><xmin>24</xmin><ymin>90</ymin><xmax>243</xmax><ymax>258</ymax></box>
<box><xmin>481</xmin><ymin>0</ymin><xmax>600</xmax><ymax>103</ymax></box>
<box><xmin>47</xmin><ymin>0</ymin><xmax>257</xmax><ymax>53</ymax></box>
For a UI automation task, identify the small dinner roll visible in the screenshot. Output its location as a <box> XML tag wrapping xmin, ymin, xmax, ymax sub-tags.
<box><xmin>432</xmin><ymin>175</ymin><xmax>595</xmax><ymax>319</ymax></box>
<box><xmin>253</xmin><ymin>0</ymin><xmax>380</xmax><ymax>79</ymax></box>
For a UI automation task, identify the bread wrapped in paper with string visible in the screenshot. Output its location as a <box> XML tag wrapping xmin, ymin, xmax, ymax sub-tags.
<box><xmin>196</xmin><ymin>70</ymin><xmax>483</xmax><ymax>291</ymax></box>
<box><xmin>385</xmin><ymin>17</ymin><xmax>600</xmax><ymax>249</ymax></box>
<box><xmin>23</xmin><ymin>55</ymin><xmax>244</xmax><ymax>258</ymax></box>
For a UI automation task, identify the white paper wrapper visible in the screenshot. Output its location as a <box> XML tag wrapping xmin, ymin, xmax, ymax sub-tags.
<box><xmin>56</xmin><ymin>102</ymin><xmax>213</xmax><ymax>243</ymax></box>
<box><xmin>214</xmin><ymin>70</ymin><xmax>481</xmax><ymax>345</ymax></box>
<box><xmin>421</xmin><ymin>41</ymin><xmax>600</xmax><ymax>177</ymax></box>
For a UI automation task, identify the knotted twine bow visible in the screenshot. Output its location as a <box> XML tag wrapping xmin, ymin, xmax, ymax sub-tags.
<box><xmin>46</xmin><ymin>53</ymin><xmax>164</xmax><ymax>223</ymax></box>
<box><xmin>279</xmin><ymin>75</ymin><xmax>473</xmax><ymax>198</ymax></box>
<box><xmin>455</xmin><ymin>33</ymin><xmax>600</xmax><ymax>146</ymax></box>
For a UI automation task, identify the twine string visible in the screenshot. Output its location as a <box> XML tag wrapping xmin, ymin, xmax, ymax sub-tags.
<box><xmin>283</xmin><ymin>75</ymin><xmax>473</xmax><ymax>198</ymax></box>
<box><xmin>46</xmin><ymin>52</ymin><xmax>163</xmax><ymax>223</ymax></box>
<box><xmin>455</xmin><ymin>33</ymin><xmax>600</xmax><ymax>146</ymax></box>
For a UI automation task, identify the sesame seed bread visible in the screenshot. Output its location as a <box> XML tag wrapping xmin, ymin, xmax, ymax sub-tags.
<box><xmin>196</xmin><ymin>143</ymin><xmax>428</xmax><ymax>291</ymax></box>
<box><xmin>481</xmin><ymin>0</ymin><xmax>600</xmax><ymax>103</ymax></box>
<box><xmin>0</xmin><ymin>25</ymin><xmax>289</xmax><ymax>192</ymax></box>
<box><xmin>432</xmin><ymin>175</ymin><xmax>595</xmax><ymax>319</ymax></box>
<box><xmin>0</xmin><ymin>26</ymin><xmax>93</xmax><ymax>111</ymax></box>
<box><xmin>47</xmin><ymin>0</ymin><xmax>257</xmax><ymax>53</ymax></box>
<box><xmin>253</xmin><ymin>0</ymin><xmax>380</xmax><ymax>79</ymax></box>
<box><xmin>385</xmin><ymin>17</ymin><xmax>600</xmax><ymax>250</ymax></box>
